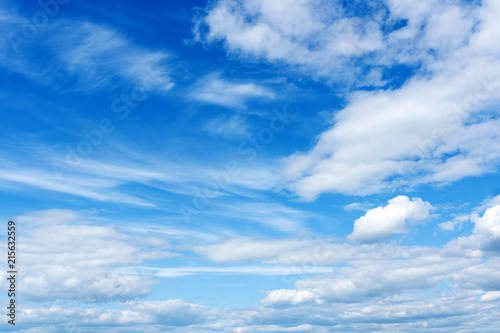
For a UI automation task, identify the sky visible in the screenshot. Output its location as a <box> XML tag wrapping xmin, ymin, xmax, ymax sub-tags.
<box><xmin>1</xmin><ymin>0</ymin><xmax>500</xmax><ymax>332</ymax></box>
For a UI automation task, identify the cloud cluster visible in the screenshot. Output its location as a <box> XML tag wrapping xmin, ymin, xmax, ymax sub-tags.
<box><xmin>280</xmin><ymin>0</ymin><xmax>500</xmax><ymax>199</ymax></box>
<box><xmin>17</xmin><ymin>300</ymin><xmax>223</xmax><ymax>331</ymax></box>
<box><xmin>444</xmin><ymin>201</ymin><xmax>500</xmax><ymax>257</ymax></box>
<box><xmin>184</xmin><ymin>197</ymin><xmax>500</xmax><ymax>331</ymax></box>
<box><xmin>2</xmin><ymin>0</ymin><xmax>500</xmax><ymax>332</ymax></box>
<box><xmin>262</xmin><ymin>255</ymin><xmax>476</xmax><ymax>306</ymax></box>
<box><xmin>196</xmin><ymin>0</ymin><xmax>500</xmax><ymax>200</ymax></box>
<box><xmin>195</xmin><ymin>0</ymin><xmax>386</xmax><ymax>82</ymax></box>
<box><xmin>3</xmin><ymin>197</ymin><xmax>500</xmax><ymax>332</ymax></box>
<box><xmin>0</xmin><ymin>209</ymin><xmax>176</xmax><ymax>302</ymax></box>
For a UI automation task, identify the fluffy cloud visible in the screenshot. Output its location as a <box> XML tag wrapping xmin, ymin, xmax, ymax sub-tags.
<box><xmin>195</xmin><ymin>0</ymin><xmax>387</xmax><ymax>81</ymax></box>
<box><xmin>262</xmin><ymin>255</ymin><xmax>476</xmax><ymax>305</ymax></box>
<box><xmin>473</xmin><ymin>205</ymin><xmax>500</xmax><ymax>241</ymax></box>
<box><xmin>16</xmin><ymin>300</ymin><xmax>223</xmax><ymax>331</ymax></box>
<box><xmin>248</xmin><ymin>199</ymin><xmax>500</xmax><ymax>330</ymax></box>
<box><xmin>0</xmin><ymin>209</ymin><xmax>177</xmax><ymax>302</ymax></box>
<box><xmin>196</xmin><ymin>0</ymin><xmax>479</xmax><ymax>84</ymax></box>
<box><xmin>279</xmin><ymin>0</ymin><xmax>500</xmax><ymax>199</ymax></box>
<box><xmin>194</xmin><ymin>0</ymin><xmax>500</xmax><ymax>200</ymax></box>
<box><xmin>443</xmin><ymin>197</ymin><xmax>500</xmax><ymax>256</ymax></box>
<box><xmin>235</xmin><ymin>289</ymin><xmax>500</xmax><ymax>332</ymax></box>
<box><xmin>349</xmin><ymin>196</ymin><xmax>433</xmax><ymax>243</ymax></box>
<box><xmin>4</xmin><ymin>205</ymin><xmax>500</xmax><ymax>332</ymax></box>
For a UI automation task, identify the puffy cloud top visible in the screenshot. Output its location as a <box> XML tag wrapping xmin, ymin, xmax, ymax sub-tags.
<box><xmin>349</xmin><ymin>195</ymin><xmax>433</xmax><ymax>243</ymax></box>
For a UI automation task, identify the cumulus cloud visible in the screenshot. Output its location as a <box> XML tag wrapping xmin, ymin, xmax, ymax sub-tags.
<box><xmin>349</xmin><ymin>196</ymin><xmax>433</xmax><ymax>243</ymax></box>
<box><xmin>250</xmin><ymin>199</ymin><xmax>500</xmax><ymax>329</ymax></box>
<box><xmin>195</xmin><ymin>0</ymin><xmax>481</xmax><ymax>86</ymax></box>
<box><xmin>207</xmin><ymin>0</ymin><xmax>498</xmax><ymax>200</ymax></box>
<box><xmin>18</xmin><ymin>300</ymin><xmax>223</xmax><ymax>329</ymax></box>
<box><xmin>443</xmin><ymin>197</ymin><xmax>500</xmax><ymax>256</ymax></box>
<box><xmin>481</xmin><ymin>291</ymin><xmax>500</xmax><ymax>302</ymax></box>
<box><xmin>3</xmin><ymin>1</ymin><xmax>500</xmax><ymax>332</ymax></box>
<box><xmin>195</xmin><ymin>0</ymin><xmax>386</xmax><ymax>82</ymax></box>
<box><xmin>261</xmin><ymin>255</ymin><xmax>475</xmax><ymax>306</ymax></box>
<box><xmin>0</xmin><ymin>209</ymin><xmax>177</xmax><ymax>302</ymax></box>
<box><xmin>283</xmin><ymin>65</ymin><xmax>500</xmax><ymax>199</ymax></box>
<box><xmin>237</xmin><ymin>289</ymin><xmax>500</xmax><ymax>332</ymax></box>
<box><xmin>4</xmin><ymin>206</ymin><xmax>500</xmax><ymax>332</ymax></box>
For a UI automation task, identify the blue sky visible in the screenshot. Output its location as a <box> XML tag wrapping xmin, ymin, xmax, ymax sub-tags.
<box><xmin>1</xmin><ymin>0</ymin><xmax>500</xmax><ymax>331</ymax></box>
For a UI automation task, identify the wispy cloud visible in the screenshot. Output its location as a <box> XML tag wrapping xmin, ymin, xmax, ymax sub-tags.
<box><xmin>136</xmin><ymin>265</ymin><xmax>333</xmax><ymax>278</ymax></box>
<box><xmin>203</xmin><ymin>114</ymin><xmax>251</xmax><ymax>139</ymax></box>
<box><xmin>1</xmin><ymin>6</ymin><xmax>173</xmax><ymax>92</ymax></box>
<box><xmin>189</xmin><ymin>72</ymin><xmax>274</xmax><ymax>108</ymax></box>
<box><xmin>0</xmin><ymin>165</ymin><xmax>158</xmax><ymax>206</ymax></box>
<box><xmin>214</xmin><ymin>201</ymin><xmax>309</xmax><ymax>232</ymax></box>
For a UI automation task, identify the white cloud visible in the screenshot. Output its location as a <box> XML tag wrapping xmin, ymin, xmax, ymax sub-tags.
<box><xmin>213</xmin><ymin>202</ymin><xmax>309</xmax><ymax>232</ymax></box>
<box><xmin>1</xmin><ymin>8</ymin><xmax>172</xmax><ymax>92</ymax></box>
<box><xmin>232</xmin><ymin>324</ymin><xmax>316</xmax><ymax>332</ymax></box>
<box><xmin>196</xmin><ymin>0</ymin><xmax>386</xmax><ymax>82</ymax></box>
<box><xmin>225</xmin><ymin>165</ymin><xmax>282</xmax><ymax>191</ymax></box>
<box><xmin>142</xmin><ymin>265</ymin><xmax>333</xmax><ymax>278</ymax></box>
<box><xmin>14</xmin><ymin>208</ymin><xmax>81</xmax><ymax>227</ymax></box>
<box><xmin>203</xmin><ymin>114</ymin><xmax>251</xmax><ymax>139</ymax></box>
<box><xmin>0</xmin><ymin>142</ymin><xmax>283</xmax><ymax>207</ymax></box>
<box><xmin>3</xmin><ymin>1</ymin><xmax>500</xmax><ymax>332</ymax></box>
<box><xmin>283</xmin><ymin>64</ymin><xmax>500</xmax><ymax>199</ymax></box>
<box><xmin>55</xmin><ymin>22</ymin><xmax>173</xmax><ymax>91</ymax></box>
<box><xmin>443</xmin><ymin>197</ymin><xmax>500</xmax><ymax>256</ymax></box>
<box><xmin>194</xmin><ymin>237</ymin><xmax>318</xmax><ymax>263</ymax></box>
<box><xmin>195</xmin><ymin>0</ymin><xmax>500</xmax><ymax>200</ymax></box>
<box><xmin>0</xmin><ymin>209</ymin><xmax>177</xmax><ymax>302</ymax></box>
<box><xmin>454</xmin><ymin>258</ymin><xmax>500</xmax><ymax>292</ymax></box>
<box><xmin>4</xmin><ymin>206</ymin><xmax>500</xmax><ymax>332</ymax></box>
<box><xmin>481</xmin><ymin>291</ymin><xmax>500</xmax><ymax>302</ymax></box>
<box><xmin>472</xmin><ymin>205</ymin><xmax>500</xmax><ymax>239</ymax></box>
<box><xmin>438</xmin><ymin>214</ymin><xmax>469</xmax><ymax>232</ymax></box>
<box><xmin>0</xmin><ymin>165</ymin><xmax>160</xmax><ymax>207</ymax></box>
<box><xmin>236</xmin><ymin>288</ymin><xmax>500</xmax><ymax>332</ymax></box>
<box><xmin>193</xmin><ymin>236</ymin><xmax>436</xmax><ymax>269</ymax></box>
<box><xmin>18</xmin><ymin>300</ymin><xmax>223</xmax><ymax>328</ymax></box>
<box><xmin>190</xmin><ymin>73</ymin><xmax>274</xmax><ymax>108</ymax></box>
<box><xmin>261</xmin><ymin>255</ymin><xmax>479</xmax><ymax>305</ymax></box>
<box><xmin>343</xmin><ymin>202</ymin><xmax>374</xmax><ymax>212</ymax></box>
<box><xmin>349</xmin><ymin>196</ymin><xmax>433</xmax><ymax>243</ymax></box>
